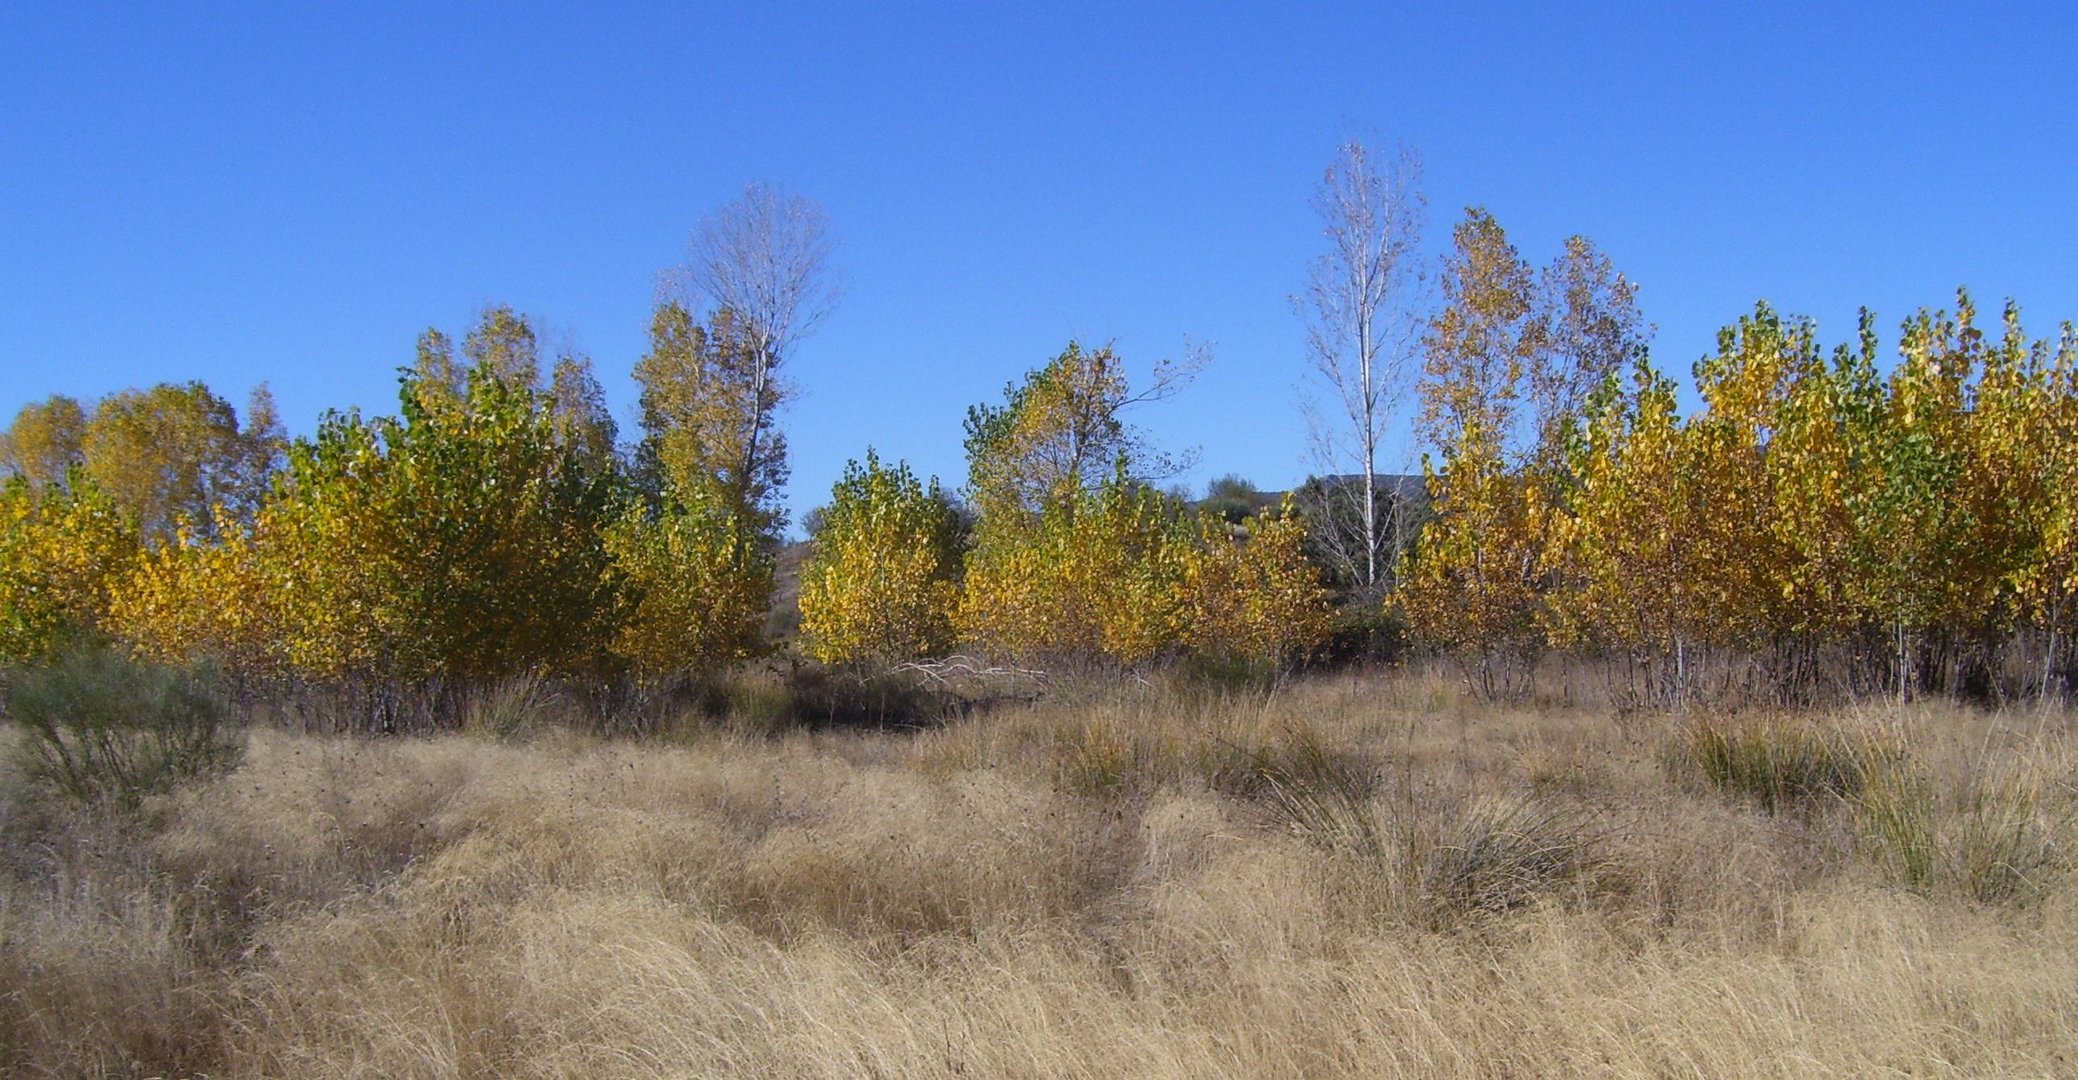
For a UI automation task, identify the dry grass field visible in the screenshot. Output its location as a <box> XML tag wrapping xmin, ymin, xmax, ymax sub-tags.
<box><xmin>4</xmin><ymin>671</ymin><xmax>2077</xmax><ymax>1077</ymax></box>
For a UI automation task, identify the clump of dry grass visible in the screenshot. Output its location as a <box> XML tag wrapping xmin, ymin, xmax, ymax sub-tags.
<box><xmin>1669</xmin><ymin>711</ymin><xmax>1899</xmax><ymax>815</ymax></box>
<box><xmin>1852</xmin><ymin>737</ymin><xmax>2074</xmax><ymax>905</ymax></box>
<box><xmin>3</xmin><ymin>677</ymin><xmax>2077</xmax><ymax>1076</ymax></box>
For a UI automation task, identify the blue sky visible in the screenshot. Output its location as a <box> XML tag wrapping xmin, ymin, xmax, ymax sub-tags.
<box><xmin>5</xmin><ymin>2</ymin><xmax>2075</xmax><ymax>529</ymax></box>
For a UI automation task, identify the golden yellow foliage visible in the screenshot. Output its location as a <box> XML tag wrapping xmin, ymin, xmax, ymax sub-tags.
<box><xmin>80</xmin><ymin>381</ymin><xmax>276</xmax><ymax>543</ymax></box>
<box><xmin>261</xmin><ymin>371</ymin><xmax>622</xmax><ymax>680</ymax></box>
<box><xmin>633</xmin><ymin>303</ymin><xmax>789</xmax><ymax>542</ymax></box>
<box><xmin>105</xmin><ymin>509</ymin><xmax>285</xmax><ymax>676</ymax></box>
<box><xmin>605</xmin><ymin>495</ymin><xmax>770</xmax><ymax>677</ymax></box>
<box><xmin>0</xmin><ymin>395</ymin><xmax>88</xmax><ymax>491</ymax></box>
<box><xmin>1549</xmin><ymin>359</ymin><xmax>1696</xmax><ymax>656</ymax></box>
<box><xmin>798</xmin><ymin>453</ymin><xmax>961</xmax><ymax>667</ymax></box>
<box><xmin>957</xmin><ymin>472</ymin><xmax>1189</xmax><ymax>666</ymax></box>
<box><xmin>0</xmin><ymin>472</ymin><xmax>138</xmax><ymax>662</ymax></box>
<box><xmin>1178</xmin><ymin>500</ymin><xmax>1333</xmax><ymax>664</ymax></box>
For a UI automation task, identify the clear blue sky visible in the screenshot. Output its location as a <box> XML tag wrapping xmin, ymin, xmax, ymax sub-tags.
<box><xmin>6</xmin><ymin>2</ymin><xmax>2075</xmax><ymax>528</ymax></box>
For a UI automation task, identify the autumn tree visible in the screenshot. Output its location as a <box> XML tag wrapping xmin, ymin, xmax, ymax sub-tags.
<box><xmin>462</xmin><ymin>303</ymin><xmax>542</xmax><ymax>389</ymax></box>
<box><xmin>262</xmin><ymin>366</ymin><xmax>621</xmax><ymax>683</ymax></box>
<box><xmin>410</xmin><ymin>328</ymin><xmax>467</xmax><ymax>411</ymax></box>
<box><xmin>2013</xmin><ymin>320</ymin><xmax>2078</xmax><ymax>698</ymax></box>
<box><xmin>1179</xmin><ymin>499</ymin><xmax>1334</xmax><ymax>665</ymax></box>
<box><xmin>105</xmin><ymin>507</ymin><xmax>284</xmax><ymax>677</ymax></box>
<box><xmin>0</xmin><ymin>395</ymin><xmax>88</xmax><ymax>491</ymax></box>
<box><xmin>547</xmin><ymin>352</ymin><xmax>619</xmax><ymax>476</ymax></box>
<box><xmin>1535</xmin><ymin>236</ymin><xmax>1649</xmax><ymax>473</ymax></box>
<box><xmin>1551</xmin><ymin>357</ymin><xmax>1704</xmax><ymax>701</ymax></box>
<box><xmin>665</xmin><ymin>182</ymin><xmax>840</xmax><ymax>539</ymax></box>
<box><xmin>1399</xmin><ymin>209</ymin><xmax>1555</xmax><ymax>695</ymax></box>
<box><xmin>964</xmin><ymin>340</ymin><xmax>1201</xmax><ymax>516</ymax></box>
<box><xmin>73</xmin><ymin>382</ymin><xmax>281</xmax><ymax>543</ymax></box>
<box><xmin>958</xmin><ymin>467</ymin><xmax>1191</xmax><ymax>666</ymax></box>
<box><xmin>614</xmin><ymin>298</ymin><xmax>804</xmax><ymax>676</ymax></box>
<box><xmin>955</xmin><ymin>341</ymin><xmax>1208</xmax><ymax>666</ymax></box>
<box><xmin>0</xmin><ymin>471</ymin><xmax>137</xmax><ymax>663</ymax></box>
<box><xmin>1297</xmin><ymin>139</ymin><xmax>1427</xmax><ymax>600</ymax></box>
<box><xmin>603</xmin><ymin>488</ymin><xmax>770</xmax><ymax>677</ymax></box>
<box><xmin>632</xmin><ymin>302</ymin><xmax>787</xmax><ymax>539</ymax></box>
<box><xmin>797</xmin><ymin>452</ymin><xmax>964</xmax><ymax>666</ymax></box>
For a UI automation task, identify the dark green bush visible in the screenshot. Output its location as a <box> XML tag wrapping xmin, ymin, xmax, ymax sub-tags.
<box><xmin>1315</xmin><ymin>605</ymin><xmax>1408</xmax><ymax>668</ymax></box>
<box><xmin>1173</xmin><ymin>650</ymin><xmax>1281</xmax><ymax>701</ymax></box>
<box><xmin>5</xmin><ymin>645</ymin><xmax>244</xmax><ymax>810</ymax></box>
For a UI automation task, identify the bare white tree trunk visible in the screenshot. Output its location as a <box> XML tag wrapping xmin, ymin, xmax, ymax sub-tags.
<box><xmin>1297</xmin><ymin>141</ymin><xmax>1426</xmax><ymax>599</ymax></box>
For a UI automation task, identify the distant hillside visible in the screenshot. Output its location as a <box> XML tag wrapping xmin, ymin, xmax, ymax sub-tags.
<box><xmin>1198</xmin><ymin>473</ymin><xmax>1430</xmax><ymax>516</ymax></box>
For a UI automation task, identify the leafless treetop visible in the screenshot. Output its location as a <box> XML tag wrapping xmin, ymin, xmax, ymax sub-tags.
<box><xmin>674</xmin><ymin>181</ymin><xmax>842</xmax><ymax>365</ymax></box>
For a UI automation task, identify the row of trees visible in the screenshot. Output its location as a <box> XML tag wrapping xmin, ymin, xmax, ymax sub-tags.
<box><xmin>2</xmin><ymin>304</ymin><xmax>768</xmax><ymax>684</ymax></box>
<box><xmin>1397</xmin><ymin>213</ymin><xmax>2078</xmax><ymax>704</ymax></box>
<box><xmin>1287</xmin><ymin>139</ymin><xmax>2077</xmax><ymax>705</ymax></box>
<box><xmin>1</xmin><ymin>331</ymin><xmax>1334</xmax><ymax>687</ymax></box>
<box><xmin>798</xmin><ymin>342</ymin><xmax>1330</xmax><ymax>670</ymax></box>
<box><xmin>11</xmin><ymin>153</ymin><xmax>2075</xmax><ymax>708</ymax></box>
<box><xmin>3</xmin><ymin>182</ymin><xmax>1335</xmax><ymax>691</ymax></box>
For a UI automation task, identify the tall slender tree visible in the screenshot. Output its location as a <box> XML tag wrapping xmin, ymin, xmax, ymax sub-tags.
<box><xmin>670</xmin><ymin>182</ymin><xmax>840</xmax><ymax>539</ymax></box>
<box><xmin>1297</xmin><ymin>140</ymin><xmax>1426</xmax><ymax>600</ymax></box>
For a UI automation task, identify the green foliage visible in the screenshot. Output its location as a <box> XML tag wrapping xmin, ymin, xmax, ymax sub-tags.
<box><xmin>5</xmin><ymin>645</ymin><xmax>243</xmax><ymax>811</ymax></box>
<box><xmin>1318</xmin><ymin>604</ymin><xmax>1408</xmax><ymax>666</ymax></box>
<box><xmin>1198</xmin><ymin>473</ymin><xmax>1260</xmax><ymax>524</ymax></box>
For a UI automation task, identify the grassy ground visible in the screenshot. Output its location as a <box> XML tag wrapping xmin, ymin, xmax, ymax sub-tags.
<box><xmin>4</xmin><ymin>671</ymin><xmax>2076</xmax><ymax>1077</ymax></box>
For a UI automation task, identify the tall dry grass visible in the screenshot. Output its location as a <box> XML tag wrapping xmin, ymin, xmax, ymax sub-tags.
<box><xmin>4</xmin><ymin>672</ymin><xmax>2076</xmax><ymax>1076</ymax></box>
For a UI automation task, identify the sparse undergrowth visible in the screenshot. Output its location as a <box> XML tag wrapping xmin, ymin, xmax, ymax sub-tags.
<box><xmin>2</xmin><ymin>671</ymin><xmax>2075</xmax><ymax>1077</ymax></box>
<box><xmin>1669</xmin><ymin>708</ymin><xmax>2075</xmax><ymax>906</ymax></box>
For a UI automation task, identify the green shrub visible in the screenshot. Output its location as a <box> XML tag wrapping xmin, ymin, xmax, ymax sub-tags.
<box><xmin>1316</xmin><ymin>605</ymin><xmax>1407</xmax><ymax>668</ymax></box>
<box><xmin>1674</xmin><ymin>715</ymin><xmax>1892</xmax><ymax>815</ymax></box>
<box><xmin>1172</xmin><ymin>650</ymin><xmax>1281</xmax><ymax>702</ymax></box>
<box><xmin>1951</xmin><ymin>768</ymin><xmax>2066</xmax><ymax>905</ymax></box>
<box><xmin>461</xmin><ymin>673</ymin><xmax>551</xmax><ymax>742</ymax></box>
<box><xmin>6</xmin><ymin>645</ymin><xmax>244</xmax><ymax>810</ymax></box>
